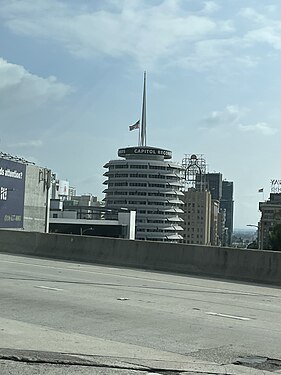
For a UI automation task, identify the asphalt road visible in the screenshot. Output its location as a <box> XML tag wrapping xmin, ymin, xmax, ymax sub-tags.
<box><xmin>1</xmin><ymin>252</ymin><xmax>281</xmax><ymax>374</ymax></box>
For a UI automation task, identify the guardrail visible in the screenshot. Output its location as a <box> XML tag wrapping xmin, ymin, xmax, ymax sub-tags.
<box><xmin>1</xmin><ymin>229</ymin><xmax>281</xmax><ymax>285</ymax></box>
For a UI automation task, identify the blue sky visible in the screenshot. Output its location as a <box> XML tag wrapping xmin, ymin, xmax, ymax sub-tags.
<box><xmin>1</xmin><ymin>0</ymin><xmax>281</xmax><ymax>228</ymax></box>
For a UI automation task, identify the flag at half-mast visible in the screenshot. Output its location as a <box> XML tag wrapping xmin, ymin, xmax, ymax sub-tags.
<box><xmin>129</xmin><ymin>120</ymin><xmax>140</xmax><ymax>131</ymax></box>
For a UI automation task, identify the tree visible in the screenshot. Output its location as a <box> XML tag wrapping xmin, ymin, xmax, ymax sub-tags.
<box><xmin>269</xmin><ymin>224</ymin><xmax>281</xmax><ymax>251</ymax></box>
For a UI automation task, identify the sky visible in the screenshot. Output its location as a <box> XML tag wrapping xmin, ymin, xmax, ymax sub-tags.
<box><xmin>0</xmin><ymin>0</ymin><xmax>280</xmax><ymax>229</ymax></box>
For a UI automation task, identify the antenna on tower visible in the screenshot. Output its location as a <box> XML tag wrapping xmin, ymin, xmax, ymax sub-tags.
<box><xmin>140</xmin><ymin>71</ymin><xmax>147</xmax><ymax>147</ymax></box>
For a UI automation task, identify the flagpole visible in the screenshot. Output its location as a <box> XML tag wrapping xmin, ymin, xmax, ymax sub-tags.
<box><xmin>140</xmin><ymin>71</ymin><xmax>147</xmax><ymax>147</ymax></box>
<box><xmin>138</xmin><ymin>127</ymin><xmax>141</xmax><ymax>146</ymax></box>
<box><xmin>258</xmin><ymin>188</ymin><xmax>264</xmax><ymax>201</ymax></box>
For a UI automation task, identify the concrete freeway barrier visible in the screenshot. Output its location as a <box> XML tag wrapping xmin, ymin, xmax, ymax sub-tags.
<box><xmin>1</xmin><ymin>229</ymin><xmax>281</xmax><ymax>285</ymax></box>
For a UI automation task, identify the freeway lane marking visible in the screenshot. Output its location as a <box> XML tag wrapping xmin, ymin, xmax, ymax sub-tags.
<box><xmin>206</xmin><ymin>312</ymin><xmax>251</xmax><ymax>321</ymax></box>
<box><xmin>35</xmin><ymin>286</ymin><xmax>64</xmax><ymax>291</ymax></box>
<box><xmin>0</xmin><ymin>258</ymin><xmax>261</xmax><ymax>293</ymax></box>
<box><xmin>0</xmin><ymin>257</ymin><xmax>277</xmax><ymax>299</ymax></box>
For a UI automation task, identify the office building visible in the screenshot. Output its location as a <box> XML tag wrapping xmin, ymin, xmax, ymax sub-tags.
<box><xmin>103</xmin><ymin>146</ymin><xmax>184</xmax><ymax>242</ymax></box>
<box><xmin>259</xmin><ymin>193</ymin><xmax>281</xmax><ymax>250</ymax></box>
<box><xmin>103</xmin><ymin>73</ymin><xmax>184</xmax><ymax>242</ymax></box>
<box><xmin>181</xmin><ymin>188</ymin><xmax>211</xmax><ymax>245</ymax></box>
<box><xmin>210</xmin><ymin>199</ymin><xmax>220</xmax><ymax>246</ymax></box>
<box><xmin>50</xmin><ymin>183</ymin><xmax>136</xmax><ymax>239</ymax></box>
<box><xmin>220</xmin><ymin>180</ymin><xmax>234</xmax><ymax>246</ymax></box>
<box><xmin>195</xmin><ymin>173</ymin><xmax>234</xmax><ymax>246</ymax></box>
<box><xmin>183</xmin><ymin>157</ymin><xmax>232</xmax><ymax>246</ymax></box>
<box><xmin>218</xmin><ymin>208</ymin><xmax>228</xmax><ymax>246</ymax></box>
<box><xmin>196</xmin><ymin>172</ymin><xmax>223</xmax><ymax>201</ymax></box>
<box><xmin>0</xmin><ymin>152</ymin><xmax>51</xmax><ymax>232</ymax></box>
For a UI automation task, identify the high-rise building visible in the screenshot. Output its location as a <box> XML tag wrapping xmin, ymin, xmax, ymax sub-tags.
<box><xmin>221</xmin><ymin>180</ymin><xmax>234</xmax><ymax>246</ymax></box>
<box><xmin>103</xmin><ymin>72</ymin><xmax>184</xmax><ymax>242</ymax></box>
<box><xmin>217</xmin><ymin>208</ymin><xmax>228</xmax><ymax>246</ymax></box>
<box><xmin>103</xmin><ymin>146</ymin><xmax>184</xmax><ymax>242</ymax></box>
<box><xmin>210</xmin><ymin>199</ymin><xmax>220</xmax><ymax>246</ymax></box>
<box><xmin>196</xmin><ymin>173</ymin><xmax>223</xmax><ymax>201</ymax></box>
<box><xmin>181</xmin><ymin>189</ymin><xmax>211</xmax><ymax>245</ymax></box>
<box><xmin>182</xmin><ymin>157</ymin><xmax>232</xmax><ymax>246</ymax></box>
<box><xmin>196</xmin><ymin>173</ymin><xmax>234</xmax><ymax>245</ymax></box>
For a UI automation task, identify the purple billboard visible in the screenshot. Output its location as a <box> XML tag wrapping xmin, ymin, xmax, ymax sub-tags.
<box><xmin>0</xmin><ymin>158</ymin><xmax>26</xmax><ymax>228</ymax></box>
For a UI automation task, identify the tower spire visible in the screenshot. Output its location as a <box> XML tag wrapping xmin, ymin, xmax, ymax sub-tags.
<box><xmin>140</xmin><ymin>71</ymin><xmax>147</xmax><ymax>147</ymax></box>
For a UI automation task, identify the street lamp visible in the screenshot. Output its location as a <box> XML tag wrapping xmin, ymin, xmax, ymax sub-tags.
<box><xmin>80</xmin><ymin>227</ymin><xmax>94</xmax><ymax>236</ymax></box>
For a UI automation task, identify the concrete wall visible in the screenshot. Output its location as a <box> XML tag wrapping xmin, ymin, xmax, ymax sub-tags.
<box><xmin>1</xmin><ymin>229</ymin><xmax>281</xmax><ymax>285</ymax></box>
<box><xmin>23</xmin><ymin>165</ymin><xmax>50</xmax><ymax>233</ymax></box>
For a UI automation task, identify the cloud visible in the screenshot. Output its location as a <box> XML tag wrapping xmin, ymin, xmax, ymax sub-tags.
<box><xmin>202</xmin><ymin>105</ymin><xmax>277</xmax><ymax>136</ymax></box>
<box><xmin>240</xmin><ymin>7</ymin><xmax>281</xmax><ymax>50</ymax></box>
<box><xmin>177</xmin><ymin>38</ymin><xmax>230</xmax><ymax>70</ymax></box>
<box><xmin>202</xmin><ymin>105</ymin><xmax>244</xmax><ymax>127</ymax></box>
<box><xmin>239</xmin><ymin>7</ymin><xmax>266</xmax><ymax>24</ymax></box>
<box><xmin>8</xmin><ymin>140</ymin><xmax>43</xmax><ymax>148</ymax></box>
<box><xmin>245</xmin><ymin>27</ymin><xmax>281</xmax><ymax>50</ymax></box>
<box><xmin>0</xmin><ymin>0</ymin><xmax>223</xmax><ymax>69</ymax></box>
<box><xmin>238</xmin><ymin>122</ymin><xmax>278</xmax><ymax>136</ymax></box>
<box><xmin>0</xmin><ymin>58</ymin><xmax>72</xmax><ymax>111</ymax></box>
<box><xmin>176</xmin><ymin>37</ymin><xmax>258</xmax><ymax>72</ymax></box>
<box><xmin>218</xmin><ymin>20</ymin><xmax>235</xmax><ymax>33</ymax></box>
<box><xmin>1</xmin><ymin>1</ymin><xmax>279</xmax><ymax>73</ymax></box>
<box><xmin>265</xmin><ymin>5</ymin><xmax>278</xmax><ymax>14</ymax></box>
<box><xmin>201</xmin><ymin>1</ymin><xmax>220</xmax><ymax>14</ymax></box>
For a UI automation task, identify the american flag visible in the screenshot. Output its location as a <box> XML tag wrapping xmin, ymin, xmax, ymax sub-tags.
<box><xmin>129</xmin><ymin>120</ymin><xmax>140</xmax><ymax>131</ymax></box>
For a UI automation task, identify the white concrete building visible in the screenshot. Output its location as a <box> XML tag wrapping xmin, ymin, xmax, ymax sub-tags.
<box><xmin>103</xmin><ymin>146</ymin><xmax>184</xmax><ymax>242</ymax></box>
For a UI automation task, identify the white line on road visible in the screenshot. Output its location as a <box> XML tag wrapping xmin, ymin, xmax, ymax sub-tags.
<box><xmin>0</xmin><ymin>259</ymin><xmax>258</xmax><ymax>292</ymax></box>
<box><xmin>35</xmin><ymin>286</ymin><xmax>64</xmax><ymax>291</ymax></box>
<box><xmin>205</xmin><ymin>312</ymin><xmax>251</xmax><ymax>321</ymax></box>
<box><xmin>0</xmin><ymin>257</ymin><xmax>275</xmax><ymax>298</ymax></box>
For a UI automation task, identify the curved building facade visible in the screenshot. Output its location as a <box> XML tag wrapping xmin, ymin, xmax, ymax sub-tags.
<box><xmin>103</xmin><ymin>146</ymin><xmax>184</xmax><ymax>242</ymax></box>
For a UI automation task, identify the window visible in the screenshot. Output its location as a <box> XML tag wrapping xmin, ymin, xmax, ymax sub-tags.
<box><xmin>148</xmin><ymin>192</ymin><xmax>164</xmax><ymax>197</ymax></box>
<box><xmin>149</xmin><ymin>165</ymin><xmax>166</xmax><ymax>170</ymax></box>
<box><xmin>129</xmin><ymin>182</ymin><xmax>147</xmax><ymax>187</ymax></box>
<box><xmin>149</xmin><ymin>174</ymin><xmax>165</xmax><ymax>179</ymax></box>
<box><xmin>115</xmin><ymin>164</ymin><xmax>128</xmax><ymax>169</ymax></box>
<box><xmin>129</xmin><ymin>191</ymin><xmax>147</xmax><ymax>196</ymax></box>
<box><xmin>130</xmin><ymin>165</ymin><xmax>147</xmax><ymax>169</ymax></box>
<box><xmin>148</xmin><ymin>201</ymin><xmax>164</xmax><ymax>206</ymax></box>
<box><xmin>147</xmin><ymin>210</ymin><xmax>165</xmax><ymax>215</ymax></box>
<box><xmin>149</xmin><ymin>183</ymin><xmax>165</xmax><ymax>188</ymax></box>
<box><xmin>130</xmin><ymin>173</ymin><xmax>148</xmax><ymax>178</ymax></box>
<box><xmin>128</xmin><ymin>200</ymin><xmax>147</xmax><ymax>205</ymax></box>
